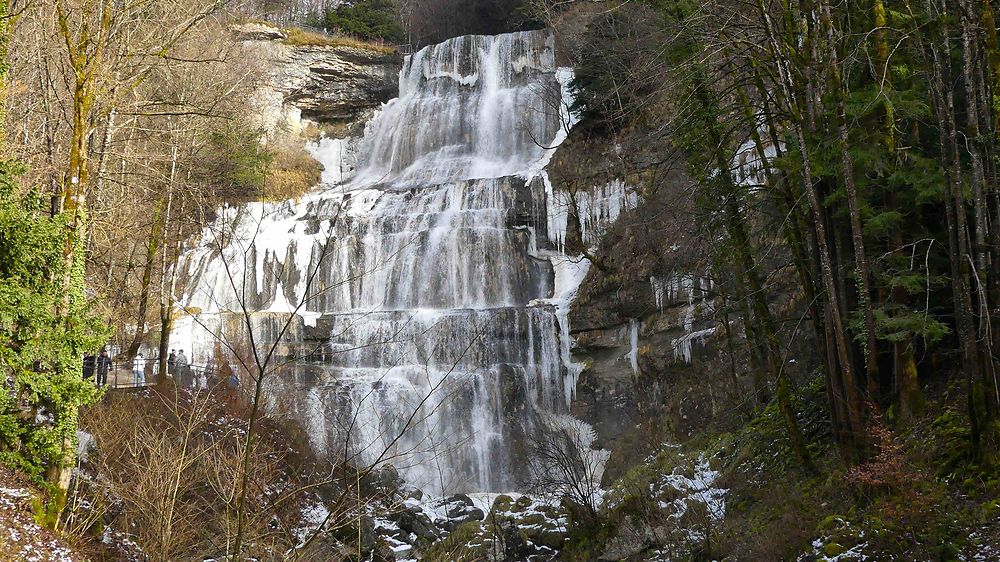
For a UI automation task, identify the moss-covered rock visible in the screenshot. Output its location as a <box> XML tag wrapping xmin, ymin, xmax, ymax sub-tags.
<box><xmin>822</xmin><ymin>542</ymin><xmax>845</xmax><ymax>557</ymax></box>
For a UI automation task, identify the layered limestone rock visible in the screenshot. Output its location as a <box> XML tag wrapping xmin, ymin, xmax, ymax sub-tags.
<box><xmin>231</xmin><ymin>22</ymin><xmax>288</xmax><ymax>41</ymax></box>
<box><xmin>540</xmin><ymin>130</ymin><xmax>734</xmax><ymax>481</ymax></box>
<box><xmin>545</xmin><ymin>128</ymin><xmax>806</xmax><ymax>482</ymax></box>
<box><xmin>234</xmin><ymin>23</ymin><xmax>402</xmax><ymax>134</ymax></box>
<box><xmin>265</xmin><ymin>44</ymin><xmax>400</xmax><ymax>124</ymax></box>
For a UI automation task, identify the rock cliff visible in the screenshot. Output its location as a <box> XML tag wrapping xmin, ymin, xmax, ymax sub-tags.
<box><xmin>543</xmin><ymin>127</ymin><xmax>742</xmax><ymax>481</ymax></box>
<box><xmin>232</xmin><ymin>23</ymin><xmax>402</xmax><ymax>134</ymax></box>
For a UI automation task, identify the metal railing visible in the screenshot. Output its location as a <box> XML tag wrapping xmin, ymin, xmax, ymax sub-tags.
<box><xmin>98</xmin><ymin>358</ymin><xmax>226</xmax><ymax>391</ymax></box>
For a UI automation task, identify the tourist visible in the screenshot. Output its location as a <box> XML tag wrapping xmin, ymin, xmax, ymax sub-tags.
<box><xmin>96</xmin><ymin>349</ymin><xmax>111</xmax><ymax>387</ymax></box>
<box><xmin>176</xmin><ymin>350</ymin><xmax>189</xmax><ymax>387</ymax></box>
<box><xmin>133</xmin><ymin>353</ymin><xmax>145</xmax><ymax>386</ymax></box>
<box><xmin>82</xmin><ymin>354</ymin><xmax>96</xmax><ymax>380</ymax></box>
<box><xmin>167</xmin><ymin>349</ymin><xmax>177</xmax><ymax>376</ymax></box>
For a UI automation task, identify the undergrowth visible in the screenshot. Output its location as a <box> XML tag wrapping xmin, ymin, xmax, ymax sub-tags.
<box><xmin>710</xmin><ymin>375</ymin><xmax>999</xmax><ymax>560</ymax></box>
<box><xmin>264</xmin><ymin>143</ymin><xmax>323</xmax><ymax>201</ymax></box>
<box><xmin>563</xmin><ymin>374</ymin><xmax>998</xmax><ymax>560</ymax></box>
<box><xmin>281</xmin><ymin>28</ymin><xmax>398</xmax><ymax>55</ymax></box>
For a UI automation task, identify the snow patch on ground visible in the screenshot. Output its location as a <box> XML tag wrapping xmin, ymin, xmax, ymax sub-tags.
<box><xmin>800</xmin><ymin>537</ymin><xmax>870</xmax><ymax>561</ymax></box>
<box><xmin>0</xmin><ymin>479</ymin><xmax>79</xmax><ymax>562</ymax></box>
<box><xmin>655</xmin><ymin>456</ymin><xmax>727</xmax><ymax>526</ymax></box>
<box><xmin>605</xmin><ymin>448</ymin><xmax>728</xmax><ymax>552</ymax></box>
<box><xmin>965</xmin><ymin>529</ymin><xmax>1000</xmax><ymax>561</ymax></box>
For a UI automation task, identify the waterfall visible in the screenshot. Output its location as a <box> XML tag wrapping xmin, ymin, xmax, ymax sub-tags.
<box><xmin>173</xmin><ymin>31</ymin><xmax>587</xmax><ymax>495</ymax></box>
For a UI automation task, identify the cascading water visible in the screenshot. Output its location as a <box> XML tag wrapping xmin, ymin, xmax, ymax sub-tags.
<box><xmin>172</xmin><ymin>30</ymin><xmax>599</xmax><ymax>495</ymax></box>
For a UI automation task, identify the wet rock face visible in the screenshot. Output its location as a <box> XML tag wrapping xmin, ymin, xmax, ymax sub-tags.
<box><xmin>273</xmin><ymin>45</ymin><xmax>401</xmax><ymax>123</ymax></box>
<box><xmin>547</xmin><ymin>133</ymin><xmax>740</xmax><ymax>479</ymax></box>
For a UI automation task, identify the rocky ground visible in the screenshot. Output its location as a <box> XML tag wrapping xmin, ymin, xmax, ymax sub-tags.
<box><xmin>303</xmin><ymin>446</ymin><xmax>731</xmax><ymax>561</ymax></box>
<box><xmin>0</xmin><ymin>467</ymin><xmax>80</xmax><ymax>562</ymax></box>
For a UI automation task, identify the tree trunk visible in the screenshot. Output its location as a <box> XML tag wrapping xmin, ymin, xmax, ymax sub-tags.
<box><xmin>48</xmin><ymin>0</ymin><xmax>111</xmax><ymax>503</ymax></box>
<box><xmin>757</xmin><ymin>0</ymin><xmax>868</xmax><ymax>457</ymax></box>
<box><xmin>157</xmin><ymin>144</ymin><xmax>178</xmax><ymax>386</ymax></box>
<box><xmin>958</xmin><ymin>0</ymin><xmax>1000</xmax><ymax>431</ymax></box>
<box><xmin>821</xmin><ymin>0</ymin><xmax>881</xmax><ymax>401</ymax></box>
<box><xmin>125</xmin><ymin>196</ymin><xmax>167</xmax><ymax>362</ymax></box>
<box><xmin>926</xmin><ymin>0</ymin><xmax>987</xmax><ymax>454</ymax></box>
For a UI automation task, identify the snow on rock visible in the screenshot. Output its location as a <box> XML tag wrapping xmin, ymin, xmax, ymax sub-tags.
<box><xmin>654</xmin><ymin>455</ymin><xmax>727</xmax><ymax>527</ymax></box>
<box><xmin>603</xmin><ymin>447</ymin><xmax>728</xmax><ymax>556</ymax></box>
<box><xmin>293</xmin><ymin>500</ymin><xmax>332</xmax><ymax>544</ymax></box>
<box><xmin>965</xmin><ymin>529</ymin><xmax>1000</xmax><ymax>561</ymax></box>
<box><xmin>802</xmin><ymin>538</ymin><xmax>870</xmax><ymax>562</ymax></box>
<box><xmin>795</xmin><ymin>516</ymin><xmax>873</xmax><ymax>562</ymax></box>
<box><xmin>423</xmin><ymin>493</ymin><xmax>569</xmax><ymax>559</ymax></box>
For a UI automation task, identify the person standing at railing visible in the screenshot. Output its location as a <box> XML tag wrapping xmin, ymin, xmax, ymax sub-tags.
<box><xmin>167</xmin><ymin>349</ymin><xmax>177</xmax><ymax>377</ymax></box>
<box><xmin>96</xmin><ymin>349</ymin><xmax>111</xmax><ymax>387</ymax></box>
<box><xmin>223</xmin><ymin>362</ymin><xmax>241</xmax><ymax>402</ymax></box>
<box><xmin>176</xmin><ymin>350</ymin><xmax>189</xmax><ymax>387</ymax></box>
<box><xmin>133</xmin><ymin>353</ymin><xmax>146</xmax><ymax>386</ymax></box>
<box><xmin>82</xmin><ymin>354</ymin><xmax>96</xmax><ymax>380</ymax></box>
<box><xmin>144</xmin><ymin>356</ymin><xmax>155</xmax><ymax>382</ymax></box>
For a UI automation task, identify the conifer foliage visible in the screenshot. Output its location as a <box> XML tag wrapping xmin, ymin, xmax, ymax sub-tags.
<box><xmin>310</xmin><ymin>0</ymin><xmax>405</xmax><ymax>42</ymax></box>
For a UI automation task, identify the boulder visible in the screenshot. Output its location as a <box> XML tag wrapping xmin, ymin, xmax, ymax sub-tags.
<box><xmin>432</xmin><ymin>494</ymin><xmax>485</xmax><ymax>531</ymax></box>
<box><xmin>231</xmin><ymin>22</ymin><xmax>287</xmax><ymax>41</ymax></box>
<box><xmin>388</xmin><ymin>509</ymin><xmax>438</xmax><ymax>542</ymax></box>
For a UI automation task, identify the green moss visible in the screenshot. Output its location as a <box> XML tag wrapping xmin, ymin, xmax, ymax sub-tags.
<box><xmin>512</xmin><ymin>495</ymin><xmax>532</xmax><ymax>512</ymax></box>
<box><xmin>31</xmin><ymin>487</ymin><xmax>64</xmax><ymax>529</ymax></box>
<box><xmin>419</xmin><ymin>521</ymin><xmax>486</xmax><ymax>562</ymax></box>
<box><xmin>822</xmin><ymin>542</ymin><xmax>846</xmax><ymax>557</ymax></box>
<box><xmin>491</xmin><ymin>494</ymin><xmax>514</xmax><ymax>512</ymax></box>
<box><xmin>817</xmin><ymin>515</ymin><xmax>847</xmax><ymax>531</ymax></box>
<box><xmin>980</xmin><ymin>499</ymin><xmax>1000</xmax><ymax>520</ymax></box>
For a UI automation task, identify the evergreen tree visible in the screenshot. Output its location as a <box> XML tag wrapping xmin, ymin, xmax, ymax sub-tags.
<box><xmin>314</xmin><ymin>0</ymin><xmax>404</xmax><ymax>42</ymax></box>
<box><xmin>0</xmin><ymin>163</ymin><xmax>106</xmax><ymax>484</ymax></box>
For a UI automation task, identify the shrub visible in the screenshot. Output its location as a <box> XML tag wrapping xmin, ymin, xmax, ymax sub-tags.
<box><xmin>0</xmin><ymin>160</ymin><xmax>106</xmax><ymax>483</ymax></box>
<box><xmin>263</xmin><ymin>143</ymin><xmax>323</xmax><ymax>201</ymax></box>
<box><xmin>194</xmin><ymin>125</ymin><xmax>271</xmax><ymax>201</ymax></box>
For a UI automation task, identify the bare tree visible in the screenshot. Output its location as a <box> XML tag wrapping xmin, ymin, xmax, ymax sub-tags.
<box><xmin>526</xmin><ymin>413</ymin><xmax>607</xmax><ymax>517</ymax></box>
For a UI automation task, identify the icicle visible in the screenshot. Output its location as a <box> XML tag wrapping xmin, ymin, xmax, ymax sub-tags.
<box><xmin>627</xmin><ymin>319</ymin><xmax>640</xmax><ymax>375</ymax></box>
